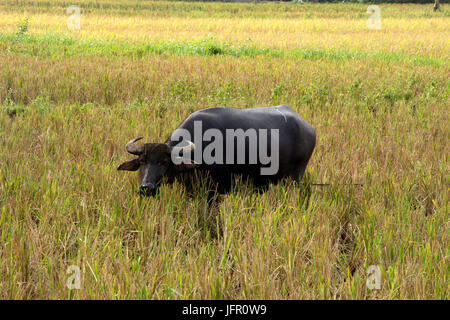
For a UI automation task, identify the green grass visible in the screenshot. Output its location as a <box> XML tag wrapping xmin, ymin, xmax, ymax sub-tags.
<box><xmin>1</xmin><ymin>31</ymin><xmax>445</xmax><ymax>66</ymax></box>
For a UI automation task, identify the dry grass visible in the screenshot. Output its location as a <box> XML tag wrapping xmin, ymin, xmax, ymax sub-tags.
<box><xmin>0</xmin><ymin>1</ymin><xmax>448</xmax><ymax>299</ymax></box>
<box><xmin>0</xmin><ymin>4</ymin><xmax>449</xmax><ymax>57</ymax></box>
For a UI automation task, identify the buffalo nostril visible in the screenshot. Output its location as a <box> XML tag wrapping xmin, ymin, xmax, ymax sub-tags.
<box><xmin>139</xmin><ymin>184</ymin><xmax>157</xmax><ymax>196</ymax></box>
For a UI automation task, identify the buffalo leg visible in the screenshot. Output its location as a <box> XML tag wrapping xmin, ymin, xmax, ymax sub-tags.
<box><xmin>289</xmin><ymin>162</ymin><xmax>308</xmax><ymax>185</ymax></box>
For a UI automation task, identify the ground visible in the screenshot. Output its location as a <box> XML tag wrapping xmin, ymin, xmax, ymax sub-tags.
<box><xmin>0</xmin><ymin>1</ymin><xmax>448</xmax><ymax>299</ymax></box>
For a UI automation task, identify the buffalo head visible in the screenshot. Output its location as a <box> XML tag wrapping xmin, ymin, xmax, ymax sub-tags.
<box><xmin>118</xmin><ymin>137</ymin><xmax>197</xmax><ymax>196</ymax></box>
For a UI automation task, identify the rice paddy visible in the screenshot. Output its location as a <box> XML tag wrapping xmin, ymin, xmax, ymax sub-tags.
<box><xmin>0</xmin><ymin>1</ymin><xmax>448</xmax><ymax>299</ymax></box>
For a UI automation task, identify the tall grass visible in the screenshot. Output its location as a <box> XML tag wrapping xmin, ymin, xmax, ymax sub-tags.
<box><xmin>0</xmin><ymin>0</ymin><xmax>448</xmax><ymax>299</ymax></box>
<box><xmin>1</xmin><ymin>4</ymin><xmax>448</xmax><ymax>57</ymax></box>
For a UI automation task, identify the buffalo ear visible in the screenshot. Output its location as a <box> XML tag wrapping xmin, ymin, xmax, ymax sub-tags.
<box><xmin>173</xmin><ymin>158</ymin><xmax>199</xmax><ymax>172</ymax></box>
<box><xmin>117</xmin><ymin>158</ymin><xmax>140</xmax><ymax>171</ymax></box>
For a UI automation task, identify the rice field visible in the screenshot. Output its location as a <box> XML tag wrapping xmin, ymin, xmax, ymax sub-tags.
<box><xmin>0</xmin><ymin>0</ymin><xmax>448</xmax><ymax>299</ymax></box>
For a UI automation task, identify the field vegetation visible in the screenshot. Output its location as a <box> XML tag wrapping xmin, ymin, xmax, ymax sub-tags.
<box><xmin>0</xmin><ymin>0</ymin><xmax>448</xmax><ymax>299</ymax></box>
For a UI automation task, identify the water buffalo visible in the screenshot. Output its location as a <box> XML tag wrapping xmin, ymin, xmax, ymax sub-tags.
<box><xmin>118</xmin><ymin>105</ymin><xmax>316</xmax><ymax>197</ymax></box>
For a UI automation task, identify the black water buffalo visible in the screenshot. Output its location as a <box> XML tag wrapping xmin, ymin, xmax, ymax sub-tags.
<box><xmin>118</xmin><ymin>105</ymin><xmax>316</xmax><ymax>197</ymax></box>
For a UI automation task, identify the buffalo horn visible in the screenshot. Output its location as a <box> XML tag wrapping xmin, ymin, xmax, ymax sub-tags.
<box><xmin>125</xmin><ymin>137</ymin><xmax>144</xmax><ymax>155</ymax></box>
